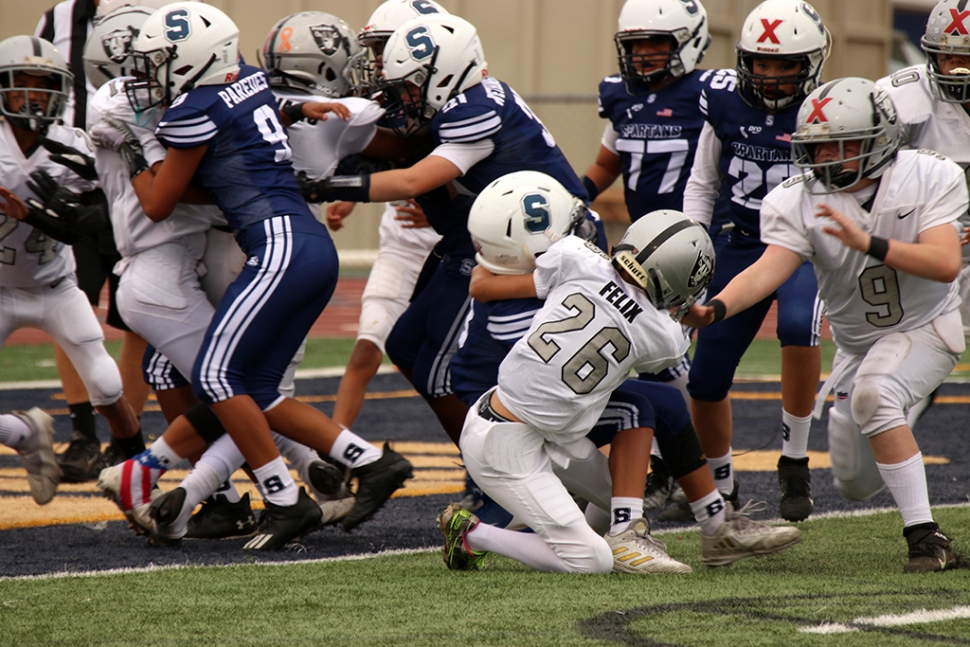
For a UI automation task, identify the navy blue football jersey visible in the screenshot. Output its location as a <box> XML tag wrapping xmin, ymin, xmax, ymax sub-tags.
<box><xmin>698</xmin><ymin>68</ymin><xmax>799</xmax><ymax>235</ymax></box>
<box><xmin>155</xmin><ymin>65</ymin><xmax>314</xmax><ymax>231</ymax></box>
<box><xmin>597</xmin><ymin>70</ymin><xmax>707</xmax><ymax>218</ymax></box>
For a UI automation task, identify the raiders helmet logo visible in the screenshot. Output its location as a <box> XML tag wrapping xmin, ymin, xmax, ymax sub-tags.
<box><xmin>687</xmin><ymin>248</ymin><xmax>713</xmax><ymax>289</ymax></box>
<box><xmin>102</xmin><ymin>28</ymin><xmax>136</xmax><ymax>63</ymax></box>
<box><xmin>310</xmin><ymin>24</ymin><xmax>341</xmax><ymax>56</ymax></box>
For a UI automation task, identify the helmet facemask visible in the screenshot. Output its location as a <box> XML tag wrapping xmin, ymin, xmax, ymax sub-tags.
<box><xmin>615</xmin><ymin>30</ymin><xmax>692</xmax><ymax>95</ymax></box>
<box><xmin>921</xmin><ymin>0</ymin><xmax>970</xmax><ymax>104</ymax></box>
<box><xmin>736</xmin><ymin>51</ymin><xmax>815</xmax><ymax>110</ymax></box>
<box><xmin>377</xmin><ymin>56</ymin><xmax>436</xmax><ymax>136</ymax></box>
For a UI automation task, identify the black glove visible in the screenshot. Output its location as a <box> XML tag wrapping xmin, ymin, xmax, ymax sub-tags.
<box><xmin>38</xmin><ymin>136</ymin><xmax>99</xmax><ymax>182</ymax></box>
<box><xmin>298</xmin><ymin>172</ymin><xmax>371</xmax><ymax>204</ymax></box>
<box><xmin>27</xmin><ymin>170</ymin><xmax>83</xmax><ymax>220</ymax></box>
<box><xmin>103</xmin><ymin>117</ymin><xmax>150</xmax><ymax>180</ymax></box>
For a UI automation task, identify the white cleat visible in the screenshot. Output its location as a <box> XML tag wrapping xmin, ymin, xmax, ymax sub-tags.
<box><xmin>319</xmin><ymin>494</ymin><xmax>356</xmax><ymax>526</ymax></box>
<box><xmin>606</xmin><ymin>518</ymin><xmax>693</xmax><ymax>574</ymax></box>
<box><xmin>97</xmin><ymin>462</ymin><xmax>162</xmax><ymax>535</ymax></box>
<box><xmin>13</xmin><ymin>408</ymin><xmax>60</xmax><ymax>505</ymax></box>
<box><xmin>702</xmin><ymin>501</ymin><xmax>802</xmax><ymax>567</ymax></box>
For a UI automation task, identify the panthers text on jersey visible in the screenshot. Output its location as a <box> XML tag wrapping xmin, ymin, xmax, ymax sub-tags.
<box><xmin>760</xmin><ymin>150</ymin><xmax>966</xmax><ymax>355</ymax></box>
<box><xmin>0</xmin><ymin>120</ymin><xmax>97</xmax><ymax>287</ymax></box>
<box><xmin>496</xmin><ymin>236</ymin><xmax>688</xmax><ymax>443</ymax></box>
<box><xmin>154</xmin><ymin>65</ymin><xmax>313</xmax><ymax>232</ymax></box>
<box><xmin>686</xmin><ymin>68</ymin><xmax>800</xmax><ymax>235</ymax></box>
<box><xmin>597</xmin><ymin>70</ymin><xmax>708</xmax><ymax>218</ymax></box>
<box><xmin>422</xmin><ymin>76</ymin><xmax>588</xmax><ymax>247</ymax></box>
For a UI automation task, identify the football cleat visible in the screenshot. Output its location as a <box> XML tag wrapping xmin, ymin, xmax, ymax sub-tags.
<box><xmin>97</xmin><ymin>461</ymin><xmax>163</xmax><ymax>535</ymax></box>
<box><xmin>185</xmin><ymin>493</ymin><xmax>258</xmax><ymax>540</ymax></box>
<box><xmin>643</xmin><ymin>454</ymin><xmax>675</xmax><ymax>510</ymax></box>
<box><xmin>149</xmin><ymin>486</ymin><xmax>189</xmax><ymax>546</ymax></box>
<box><xmin>437</xmin><ymin>502</ymin><xmax>487</xmax><ymax>571</ymax></box>
<box><xmin>100</xmin><ymin>441</ymin><xmax>129</xmax><ymax>470</ymax></box>
<box><xmin>57</xmin><ymin>433</ymin><xmax>102</xmax><ymax>483</ymax></box>
<box><xmin>658</xmin><ymin>480</ymin><xmax>739</xmax><ymax>524</ymax></box>
<box><xmin>606</xmin><ymin>518</ymin><xmax>693</xmax><ymax>574</ymax></box>
<box><xmin>701</xmin><ymin>501</ymin><xmax>802</xmax><ymax>567</ymax></box>
<box><xmin>243</xmin><ymin>488</ymin><xmax>322</xmax><ymax>551</ymax></box>
<box><xmin>341</xmin><ymin>443</ymin><xmax>413</xmax><ymax>531</ymax></box>
<box><xmin>903</xmin><ymin>523</ymin><xmax>956</xmax><ymax>573</ymax></box>
<box><xmin>319</xmin><ymin>494</ymin><xmax>356</xmax><ymax>526</ymax></box>
<box><xmin>778</xmin><ymin>455</ymin><xmax>813</xmax><ymax>522</ymax></box>
<box><xmin>13</xmin><ymin>408</ymin><xmax>60</xmax><ymax>505</ymax></box>
<box><xmin>307</xmin><ymin>459</ymin><xmax>347</xmax><ymax>497</ymax></box>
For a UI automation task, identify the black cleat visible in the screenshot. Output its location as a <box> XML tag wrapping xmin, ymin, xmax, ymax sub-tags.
<box><xmin>643</xmin><ymin>455</ymin><xmax>675</xmax><ymax>510</ymax></box>
<box><xmin>185</xmin><ymin>493</ymin><xmax>258</xmax><ymax>540</ymax></box>
<box><xmin>243</xmin><ymin>488</ymin><xmax>322</xmax><ymax>551</ymax></box>
<box><xmin>148</xmin><ymin>487</ymin><xmax>188</xmax><ymax>546</ymax></box>
<box><xmin>342</xmin><ymin>443</ymin><xmax>414</xmax><ymax>532</ymax></box>
<box><xmin>778</xmin><ymin>455</ymin><xmax>813</xmax><ymax>522</ymax></box>
<box><xmin>903</xmin><ymin>522</ymin><xmax>956</xmax><ymax>573</ymax></box>
<box><xmin>101</xmin><ymin>441</ymin><xmax>129</xmax><ymax>469</ymax></box>
<box><xmin>58</xmin><ymin>434</ymin><xmax>103</xmax><ymax>483</ymax></box>
<box><xmin>307</xmin><ymin>459</ymin><xmax>347</xmax><ymax>497</ymax></box>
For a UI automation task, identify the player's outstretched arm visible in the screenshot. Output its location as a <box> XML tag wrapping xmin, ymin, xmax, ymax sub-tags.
<box><xmin>469</xmin><ymin>265</ymin><xmax>537</xmax><ymax>303</ymax></box>
<box><xmin>132</xmin><ymin>146</ymin><xmax>208</xmax><ymax>222</ymax></box>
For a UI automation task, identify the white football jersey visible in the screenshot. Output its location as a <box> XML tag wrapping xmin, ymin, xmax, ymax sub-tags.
<box><xmin>496</xmin><ymin>236</ymin><xmax>689</xmax><ymax>443</ymax></box>
<box><xmin>376</xmin><ymin>201</ymin><xmax>441</xmax><ymax>254</ymax></box>
<box><xmin>761</xmin><ymin>150</ymin><xmax>965</xmax><ymax>355</ymax></box>
<box><xmin>0</xmin><ymin>120</ymin><xmax>96</xmax><ymax>287</ymax></box>
<box><xmin>88</xmin><ymin>78</ymin><xmax>220</xmax><ymax>259</ymax></box>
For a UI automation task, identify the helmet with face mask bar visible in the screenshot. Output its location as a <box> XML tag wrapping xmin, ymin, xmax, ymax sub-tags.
<box><xmin>614</xmin><ymin>0</ymin><xmax>711</xmax><ymax>96</ymax></box>
<box><xmin>611</xmin><ymin>210</ymin><xmax>714</xmax><ymax>316</ymax></box>
<box><xmin>921</xmin><ymin>0</ymin><xmax>970</xmax><ymax>103</ymax></box>
<box><xmin>0</xmin><ymin>35</ymin><xmax>73</xmax><ymax>132</ymax></box>
<box><xmin>735</xmin><ymin>0</ymin><xmax>831</xmax><ymax>111</ymax></box>
<box><xmin>791</xmin><ymin>77</ymin><xmax>901</xmax><ymax>194</ymax></box>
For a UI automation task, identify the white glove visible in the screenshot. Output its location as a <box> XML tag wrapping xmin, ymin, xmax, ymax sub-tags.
<box><xmin>88</xmin><ymin>119</ymin><xmax>128</xmax><ymax>151</ymax></box>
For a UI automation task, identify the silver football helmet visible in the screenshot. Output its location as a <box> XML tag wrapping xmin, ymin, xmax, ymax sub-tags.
<box><xmin>736</xmin><ymin>0</ymin><xmax>831</xmax><ymax>111</ymax></box>
<box><xmin>263</xmin><ymin>12</ymin><xmax>363</xmax><ymax>98</ymax></box>
<box><xmin>921</xmin><ymin>0</ymin><xmax>970</xmax><ymax>103</ymax></box>
<box><xmin>614</xmin><ymin>0</ymin><xmax>711</xmax><ymax>95</ymax></box>
<box><xmin>84</xmin><ymin>5</ymin><xmax>154</xmax><ymax>89</ymax></box>
<box><xmin>791</xmin><ymin>77</ymin><xmax>901</xmax><ymax>193</ymax></box>
<box><xmin>0</xmin><ymin>35</ymin><xmax>73</xmax><ymax>132</ymax></box>
<box><xmin>612</xmin><ymin>210</ymin><xmax>714</xmax><ymax>312</ymax></box>
<box><xmin>378</xmin><ymin>14</ymin><xmax>487</xmax><ymax>135</ymax></box>
<box><xmin>468</xmin><ymin>171</ymin><xmax>588</xmax><ymax>275</ymax></box>
<box><xmin>125</xmin><ymin>1</ymin><xmax>240</xmax><ymax>111</ymax></box>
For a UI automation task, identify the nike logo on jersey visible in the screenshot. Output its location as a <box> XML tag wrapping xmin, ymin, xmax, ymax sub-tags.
<box><xmin>897</xmin><ymin>209</ymin><xmax>915</xmax><ymax>220</ymax></box>
<box><xmin>599</xmin><ymin>281</ymin><xmax>643</xmax><ymax>323</ymax></box>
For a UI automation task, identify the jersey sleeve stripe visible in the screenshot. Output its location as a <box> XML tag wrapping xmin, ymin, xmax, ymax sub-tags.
<box><xmin>438</xmin><ymin>111</ymin><xmax>499</xmax><ymax>129</ymax></box>
<box><xmin>438</xmin><ymin>115</ymin><xmax>502</xmax><ymax>142</ymax></box>
<box><xmin>158</xmin><ymin>115</ymin><xmax>212</xmax><ymax>127</ymax></box>
<box><xmin>488</xmin><ymin>309</ymin><xmax>541</xmax><ymax>324</ymax></box>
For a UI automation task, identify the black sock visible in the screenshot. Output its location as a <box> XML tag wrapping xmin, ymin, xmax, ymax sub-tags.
<box><xmin>112</xmin><ymin>431</ymin><xmax>146</xmax><ymax>458</ymax></box>
<box><xmin>68</xmin><ymin>402</ymin><xmax>98</xmax><ymax>443</ymax></box>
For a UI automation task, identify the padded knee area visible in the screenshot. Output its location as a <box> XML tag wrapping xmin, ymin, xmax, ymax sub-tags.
<box><xmin>850</xmin><ymin>377</ymin><xmax>881</xmax><ymax>426</ymax></box>
<box><xmin>184</xmin><ymin>403</ymin><xmax>226</xmax><ymax>444</ymax></box>
<box><xmin>83</xmin><ymin>345</ymin><xmax>124</xmax><ymax>406</ymax></box>
<box><xmin>850</xmin><ymin>333</ymin><xmax>911</xmax><ymax>425</ymax></box>
<box><xmin>657</xmin><ymin>424</ymin><xmax>707</xmax><ymax>480</ymax></box>
<box><xmin>828</xmin><ymin>407</ymin><xmax>883</xmax><ymax>501</ymax></box>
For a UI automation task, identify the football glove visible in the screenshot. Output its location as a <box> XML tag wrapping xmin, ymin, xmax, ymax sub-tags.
<box><xmin>38</xmin><ymin>136</ymin><xmax>99</xmax><ymax>182</ymax></box>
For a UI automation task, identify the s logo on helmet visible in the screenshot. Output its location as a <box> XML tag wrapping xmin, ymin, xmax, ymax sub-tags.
<box><xmin>405</xmin><ymin>26</ymin><xmax>435</xmax><ymax>61</ymax></box>
<box><xmin>521</xmin><ymin>194</ymin><xmax>550</xmax><ymax>233</ymax></box>
<box><xmin>411</xmin><ymin>0</ymin><xmax>441</xmax><ymax>14</ymax></box>
<box><xmin>164</xmin><ymin>9</ymin><xmax>191</xmax><ymax>43</ymax></box>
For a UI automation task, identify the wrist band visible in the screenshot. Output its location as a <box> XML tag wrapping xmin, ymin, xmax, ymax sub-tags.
<box><xmin>582</xmin><ymin>175</ymin><xmax>599</xmax><ymax>202</ymax></box>
<box><xmin>282</xmin><ymin>102</ymin><xmax>305</xmax><ymax>123</ymax></box>
<box><xmin>867</xmin><ymin>235</ymin><xmax>889</xmax><ymax>262</ymax></box>
<box><xmin>709</xmin><ymin>298</ymin><xmax>727</xmax><ymax>323</ymax></box>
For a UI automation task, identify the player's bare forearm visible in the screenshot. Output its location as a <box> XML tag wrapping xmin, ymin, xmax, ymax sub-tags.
<box><xmin>469</xmin><ymin>265</ymin><xmax>537</xmax><ymax>302</ymax></box>
<box><xmin>884</xmin><ymin>224</ymin><xmax>961</xmax><ymax>282</ymax></box>
<box><xmin>710</xmin><ymin>245</ymin><xmax>802</xmax><ymax>320</ymax></box>
<box><xmin>368</xmin><ymin>156</ymin><xmax>462</xmax><ymax>202</ymax></box>
<box><xmin>135</xmin><ymin>147</ymin><xmax>208</xmax><ymax>222</ymax></box>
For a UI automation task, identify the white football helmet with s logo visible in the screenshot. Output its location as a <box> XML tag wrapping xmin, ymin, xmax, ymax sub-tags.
<box><xmin>379</xmin><ymin>14</ymin><xmax>487</xmax><ymax>134</ymax></box>
<box><xmin>95</xmin><ymin>0</ymin><xmax>198</xmax><ymax>21</ymax></box>
<box><xmin>921</xmin><ymin>0</ymin><xmax>970</xmax><ymax>103</ymax></box>
<box><xmin>469</xmin><ymin>171</ymin><xmax>589</xmax><ymax>275</ymax></box>
<box><xmin>612</xmin><ymin>210</ymin><xmax>714</xmax><ymax>312</ymax></box>
<box><xmin>125</xmin><ymin>1</ymin><xmax>240</xmax><ymax>111</ymax></box>
<box><xmin>791</xmin><ymin>77</ymin><xmax>901</xmax><ymax>193</ymax></box>
<box><xmin>263</xmin><ymin>12</ymin><xmax>363</xmax><ymax>99</ymax></box>
<box><xmin>0</xmin><ymin>35</ymin><xmax>73</xmax><ymax>132</ymax></box>
<box><xmin>736</xmin><ymin>0</ymin><xmax>831</xmax><ymax>111</ymax></box>
<box><xmin>614</xmin><ymin>0</ymin><xmax>711</xmax><ymax>95</ymax></box>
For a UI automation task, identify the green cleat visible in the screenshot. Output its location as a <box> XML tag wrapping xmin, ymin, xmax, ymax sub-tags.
<box><xmin>437</xmin><ymin>502</ymin><xmax>488</xmax><ymax>571</ymax></box>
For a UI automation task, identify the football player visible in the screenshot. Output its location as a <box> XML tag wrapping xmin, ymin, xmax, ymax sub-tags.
<box><xmin>439</xmin><ymin>209</ymin><xmax>801</xmax><ymax>573</ymax></box>
<box><xmin>300</xmin><ymin>14</ymin><xmax>590</xmax><ymax>451</ymax></box>
<box><xmin>93</xmin><ymin>3</ymin><xmax>412</xmax><ymax>550</ymax></box>
<box><xmin>0</xmin><ymin>34</ymin><xmax>143</xmax><ymax>475</ymax></box>
<box><xmin>685</xmin><ymin>78</ymin><xmax>963</xmax><ymax>573</ymax></box>
<box><xmin>679</xmin><ymin>0</ymin><xmax>830</xmax><ymax>523</ymax></box>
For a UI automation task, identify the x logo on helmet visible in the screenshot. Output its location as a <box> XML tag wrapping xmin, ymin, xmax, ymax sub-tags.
<box><xmin>758</xmin><ymin>19</ymin><xmax>783</xmax><ymax>44</ymax></box>
<box><xmin>806</xmin><ymin>97</ymin><xmax>833</xmax><ymax>123</ymax></box>
<box><xmin>945</xmin><ymin>8</ymin><xmax>970</xmax><ymax>35</ymax></box>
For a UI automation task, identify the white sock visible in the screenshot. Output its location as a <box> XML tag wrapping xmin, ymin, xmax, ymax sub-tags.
<box><xmin>0</xmin><ymin>413</ymin><xmax>31</xmax><ymax>448</ymax></box>
<box><xmin>213</xmin><ymin>479</ymin><xmax>241</xmax><ymax>503</ymax></box>
<box><xmin>690</xmin><ymin>490</ymin><xmax>727</xmax><ymax>536</ymax></box>
<box><xmin>252</xmin><ymin>456</ymin><xmax>297</xmax><ymax>506</ymax></box>
<box><xmin>181</xmin><ymin>462</ymin><xmax>225</xmax><ymax>513</ymax></box>
<box><xmin>194</xmin><ymin>434</ymin><xmax>244</xmax><ymax>502</ymax></box>
<box><xmin>274</xmin><ymin>433</ymin><xmax>331</xmax><ymax>499</ymax></box>
<box><xmin>329</xmin><ymin>429</ymin><xmax>382</xmax><ymax>469</ymax></box>
<box><xmin>708</xmin><ymin>451</ymin><xmax>734</xmax><ymax>495</ymax></box>
<box><xmin>464</xmin><ymin>522</ymin><xmax>566</xmax><ymax>572</ymax></box>
<box><xmin>781</xmin><ymin>410</ymin><xmax>812</xmax><ymax>459</ymax></box>
<box><xmin>609</xmin><ymin>497</ymin><xmax>643</xmax><ymax>535</ymax></box>
<box><xmin>877</xmin><ymin>453</ymin><xmax>934</xmax><ymax>527</ymax></box>
<box><xmin>146</xmin><ymin>437</ymin><xmax>182</xmax><ymax>470</ymax></box>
